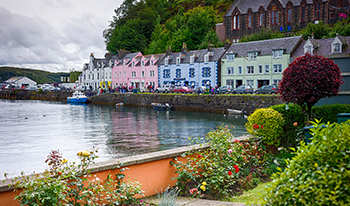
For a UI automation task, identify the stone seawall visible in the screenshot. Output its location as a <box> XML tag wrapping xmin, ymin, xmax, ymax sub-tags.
<box><xmin>89</xmin><ymin>93</ymin><xmax>284</xmax><ymax>114</ymax></box>
<box><xmin>0</xmin><ymin>91</ymin><xmax>284</xmax><ymax>114</ymax></box>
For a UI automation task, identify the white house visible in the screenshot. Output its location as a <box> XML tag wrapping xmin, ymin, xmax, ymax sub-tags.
<box><xmin>5</xmin><ymin>76</ymin><xmax>37</xmax><ymax>88</ymax></box>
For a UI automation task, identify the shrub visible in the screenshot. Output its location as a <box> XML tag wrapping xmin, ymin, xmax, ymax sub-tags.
<box><xmin>171</xmin><ymin>126</ymin><xmax>270</xmax><ymax>200</ymax></box>
<box><xmin>245</xmin><ymin>108</ymin><xmax>285</xmax><ymax>146</ymax></box>
<box><xmin>311</xmin><ymin>104</ymin><xmax>350</xmax><ymax>123</ymax></box>
<box><xmin>262</xmin><ymin>120</ymin><xmax>350</xmax><ymax>205</ymax></box>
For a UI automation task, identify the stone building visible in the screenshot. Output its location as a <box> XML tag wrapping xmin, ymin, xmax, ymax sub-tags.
<box><xmin>223</xmin><ymin>0</ymin><xmax>350</xmax><ymax>42</ymax></box>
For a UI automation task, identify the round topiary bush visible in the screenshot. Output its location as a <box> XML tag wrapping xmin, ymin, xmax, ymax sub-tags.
<box><xmin>245</xmin><ymin>108</ymin><xmax>284</xmax><ymax>146</ymax></box>
<box><xmin>263</xmin><ymin>120</ymin><xmax>350</xmax><ymax>205</ymax></box>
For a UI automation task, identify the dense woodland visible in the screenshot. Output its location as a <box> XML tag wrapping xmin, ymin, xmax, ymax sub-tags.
<box><xmin>0</xmin><ymin>67</ymin><xmax>66</xmax><ymax>84</ymax></box>
<box><xmin>104</xmin><ymin>0</ymin><xmax>350</xmax><ymax>55</ymax></box>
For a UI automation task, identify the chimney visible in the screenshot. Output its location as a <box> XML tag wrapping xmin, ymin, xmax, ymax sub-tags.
<box><xmin>181</xmin><ymin>42</ymin><xmax>188</xmax><ymax>54</ymax></box>
<box><xmin>166</xmin><ymin>46</ymin><xmax>172</xmax><ymax>55</ymax></box>
<box><xmin>118</xmin><ymin>49</ymin><xmax>130</xmax><ymax>59</ymax></box>
<box><xmin>208</xmin><ymin>43</ymin><xmax>214</xmax><ymax>51</ymax></box>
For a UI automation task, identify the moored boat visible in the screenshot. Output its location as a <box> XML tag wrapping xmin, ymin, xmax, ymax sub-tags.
<box><xmin>151</xmin><ymin>103</ymin><xmax>172</xmax><ymax>111</ymax></box>
<box><xmin>67</xmin><ymin>91</ymin><xmax>89</xmax><ymax>103</ymax></box>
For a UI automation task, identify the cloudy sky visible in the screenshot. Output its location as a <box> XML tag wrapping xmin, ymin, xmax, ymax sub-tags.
<box><xmin>0</xmin><ymin>0</ymin><xmax>123</xmax><ymax>73</ymax></box>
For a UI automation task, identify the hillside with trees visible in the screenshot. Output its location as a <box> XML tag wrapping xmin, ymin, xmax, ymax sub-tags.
<box><xmin>0</xmin><ymin>67</ymin><xmax>68</xmax><ymax>84</ymax></box>
<box><xmin>103</xmin><ymin>0</ymin><xmax>234</xmax><ymax>55</ymax></box>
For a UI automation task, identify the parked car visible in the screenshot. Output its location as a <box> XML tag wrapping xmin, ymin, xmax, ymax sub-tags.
<box><xmin>156</xmin><ymin>85</ymin><xmax>174</xmax><ymax>93</ymax></box>
<box><xmin>25</xmin><ymin>86</ymin><xmax>39</xmax><ymax>91</ymax></box>
<box><xmin>255</xmin><ymin>85</ymin><xmax>279</xmax><ymax>94</ymax></box>
<box><xmin>173</xmin><ymin>86</ymin><xmax>194</xmax><ymax>94</ymax></box>
<box><xmin>218</xmin><ymin>85</ymin><xmax>233</xmax><ymax>94</ymax></box>
<box><xmin>233</xmin><ymin>85</ymin><xmax>254</xmax><ymax>94</ymax></box>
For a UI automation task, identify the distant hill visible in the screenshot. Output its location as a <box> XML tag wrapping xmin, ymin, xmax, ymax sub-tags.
<box><xmin>0</xmin><ymin>67</ymin><xmax>69</xmax><ymax>84</ymax></box>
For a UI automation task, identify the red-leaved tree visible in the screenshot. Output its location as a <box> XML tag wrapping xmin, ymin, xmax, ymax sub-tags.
<box><xmin>279</xmin><ymin>53</ymin><xmax>343</xmax><ymax>123</ymax></box>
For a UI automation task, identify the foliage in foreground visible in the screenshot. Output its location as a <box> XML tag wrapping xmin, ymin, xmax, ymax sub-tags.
<box><xmin>262</xmin><ymin>120</ymin><xmax>350</xmax><ymax>205</ymax></box>
<box><xmin>6</xmin><ymin>148</ymin><xmax>144</xmax><ymax>206</ymax></box>
<box><xmin>171</xmin><ymin>126</ymin><xmax>272</xmax><ymax>200</ymax></box>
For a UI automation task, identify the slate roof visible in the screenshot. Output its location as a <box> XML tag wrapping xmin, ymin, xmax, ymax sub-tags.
<box><xmin>224</xmin><ymin>36</ymin><xmax>303</xmax><ymax>58</ymax></box>
<box><xmin>225</xmin><ymin>0</ymin><xmax>326</xmax><ymax>16</ymax></box>
<box><xmin>292</xmin><ymin>36</ymin><xmax>350</xmax><ymax>57</ymax></box>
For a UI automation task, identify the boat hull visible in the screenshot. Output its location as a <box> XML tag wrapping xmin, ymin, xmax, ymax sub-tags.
<box><xmin>67</xmin><ymin>97</ymin><xmax>88</xmax><ymax>103</ymax></box>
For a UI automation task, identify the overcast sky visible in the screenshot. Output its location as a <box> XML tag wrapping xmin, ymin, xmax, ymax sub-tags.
<box><xmin>0</xmin><ymin>0</ymin><xmax>123</xmax><ymax>73</ymax></box>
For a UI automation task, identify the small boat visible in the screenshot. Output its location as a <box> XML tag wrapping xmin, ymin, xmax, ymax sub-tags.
<box><xmin>151</xmin><ymin>103</ymin><xmax>173</xmax><ymax>111</ymax></box>
<box><xmin>227</xmin><ymin>109</ymin><xmax>248</xmax><ymax>115</ymax></box>
<box><xmin>116</xmin><ymin>103</ymin><xmax>124</xmax><ymax>107</ymax></box>
<box><xmin>67</xmin><ymin>91</ymin><xmax>89</xmax><ymax>103</ymax></box>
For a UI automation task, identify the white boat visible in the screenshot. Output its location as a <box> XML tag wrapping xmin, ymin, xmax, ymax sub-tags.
<box><xmin>227</xmin><ymin>109</ymin><xmax>247</xmax><ymax>115</ymax></box>
<box><xmin>67</xmin><ymin>91</ymin><xmax>89</xmax><ymax>103</ymax></box>
<box><xmin>116</xmin><ymin>103</ymin><xmax>124</xmax><ymax>107</ymax></box>
<box><xmin>151</xmin><ymin>103</ymin><xmax>173</xmax><ymax>111</ymax></box>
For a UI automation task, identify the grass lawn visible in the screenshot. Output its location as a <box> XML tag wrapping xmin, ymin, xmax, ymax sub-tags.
<box><xmin>228</xmin><ymin>182</ymin><xmax>270</xmax><ymax>205</ymax></box>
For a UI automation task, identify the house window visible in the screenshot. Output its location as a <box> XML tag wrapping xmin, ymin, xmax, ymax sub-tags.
<box><xmin>227</xmin><ymin>67</ymin><xmax>234</xmax><ymax>75</ymax></box>
<box><xmin>123</xmin><ymin>71</ymin><xmax>126</xmax><ymax>77</ymax></box>
<box><xmin>119</xmin><ymin>71</ymin><xmax>121</xmax><ymax>77</ymax></box>
<box><xmin>141</xmin><ymin>61</ymin><xmax>144</xmax><ymax>67</ymax></box>
<box><xmin>226</xmin><ymin>79</ymin><xmax>235</xmax><ymax>86</ymax></box>
<box><xmin>273</xmin><ymin>64</ymin><xmax>282</xmax><ymax>73</ymax></box>
<box><xmin>150</xmin><ymin>70</ymin><xmax>154</xmax><ymax>77</ymax></box>
<box><xmin>273</xmin><ymin>50</ymin><xmax>283</xmax><ymax>58</ymax></box>
<box><xmin>248</xmin><ymin>13</ymin><xmax>252</xmax><ymax>28</ymax></box>
<box><xmin>176</xmin><ymin>69</ymin><xmax>181</xmax><ymax>78</ymax></box>
<box><xmin>265</xmin><ymin>65</ymin><xmax>269</xmax><ymax>73</ymax></box>
<box><xmin>247</xmin><ymin>66</ymin><xmax>254</xmax><ymax>74</ymax></box>
<box><xmin>163</xmin><ymin>69</ymin><xmax>170</xmax><ymax>78</ymax></box>
<box><xmin>202</xmin><ymin>67</ymin><xmax>211</xmax><ymax>77</ymax></box>
<box><xmin>273</xmin><ymin>79</ymin><xmax>282</xmax><ymax>85</ymax></box>
<box><xmin>301</xmin><ymin>6</ymin><xmax>306</xmax><ymax>22</ymax></box>
<box><xmin>258</xmin><ymin>65</ymin><xmax>263</xmax><ymax>74</ymax></box>
<box><xmin>305</xmin><ymin>45</ymin><xmax>313</xmax><ymax>54</ymax></box>
<box><xmin>248</xmin><ymin>52</ymin><xmax>257</xmax><ymax>60</ymax></box>
<box><xmin>165</xmin><ymin>58</ymin><xmax>169</xmax><ymax>65</ymax></box>
<box><xmin>238</xmin><ymin>66</ymin><xmax>242</xmax><ymax>74</ymax></box>
<box><xmin>204</xmin><ymin>55</ymin><xmax>209</xmax><ymax>63</ymax></box>
<box><xmin>271</xmin><ymin>10</ymin><xmax>278</xmax><ymax>25</ymax></box>
<box><xmin>287</xmin><ymin>9</ymin><xmax>292</xmax><ymax>23</ymax></box>
<box><xmin>314</xmin><ymin>2</ymin><xmax>320</xmax><ymax>20</ymax></box>
<box><xmin>259</xmin><ymin>13</ymin><xmax>263</xmax><ymax>27</ymax></box>
<box><xmin>92</xmin><ymin>74</ymin><xmax>94</xmax><ymax>80</ymax></box>
<box><xmin>227</xmin><ymin>53</ymin><xmax>235</xmax><ymax>61</ymax></box>
<box><xmin>333</xmin><ymin>43</ymin><xmax>341</xmax><ymax>53</ymax></box>
<box><xmin>151</xmin><ymin>60</ymin><xmax>154</xmax><ymax>66</ymax></box>
<box><xmin>141</xmin><ymin>71</ymin><xmax>144</xmax><ymax>77</ymax></box>
<box><xmin>176</xmin><ymin>57</ymin><xmax>181</xmax><ymax>65</ymax></box>
<box><xmin>233</xmin><ymin>14</ymin><xmax>240</xmax><ymax>30</ymax></box>
<box><xmin>132</xmin><ymin>62</ymin><xmax>135</xmax><ymax>67</ymax></box>
<box><xmin>190</xmin><ymin>56</ymin><xmax>194</xmax><ymax>64</ymax></box>
<box><xmin>189</xmin><ymin>68</ymin><xmax>195</xmax><ymax>77</ymax></box>
<box><xmin>247</xmin><ymin>79</ymin><xmax>254</xmax><ymax>87</ymax></box>
<box><xmin>132</xmin><ymin>71</ymin><xmax>136</xmax><ymax>77</ymax></box>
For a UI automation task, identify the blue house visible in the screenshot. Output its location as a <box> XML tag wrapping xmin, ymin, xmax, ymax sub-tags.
<box><xmin>158</xmin><ymin>44</ymin><xmax>226</xmax><ymax>88</ymax></box>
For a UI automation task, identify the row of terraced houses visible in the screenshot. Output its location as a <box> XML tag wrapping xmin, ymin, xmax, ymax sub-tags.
<box><xmin>78</xmin><ymin>35</ymin><xmax>349</xmax><ymax>104</ymax></box>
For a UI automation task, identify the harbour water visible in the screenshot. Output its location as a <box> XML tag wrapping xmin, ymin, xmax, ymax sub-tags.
<box><xmin>0</xmin><ymin>99</ymin><xmax>247</xmax><ymax>179</ymax></box>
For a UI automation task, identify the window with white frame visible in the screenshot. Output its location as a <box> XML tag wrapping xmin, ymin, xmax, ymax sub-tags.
<box><xmin>273</xmin><ymin>50</ymin><xmax>283</xmax><ymax>58</ymax></box>
<box><xmin>226</xmin><ymin>79</ymin><xmax>234</xmax><ymax>86</ymax></box>
<box><xmin>238</xmin><ymin>66</ymin><xmax>242</xmax><ymax>74</ymax></box>
<box><xmin>247</xmin><ymin>66</ymin><xmax>254</xmax><ymax>74</ymax></box>
<box><xmin>273</xmin><ymin>64</ymin><xmax>282</xmax><ymax>73</ymax></box>
<box><xmin>265</xmin><ymin>65</ymin><xmax>269</xmax><ymax>73</ymax></box>
<box><xmin>189</xmin><ymin>68</ymin><xmax>195</xmax><ymax>77</ymax></box>
<box><xmin>204</xmin><ymin>55</ymin><xmax>209</xmax><ymax>63</ymax></box>
<box><xmin>202</xmin><ymin>67</ymin><xmax>211</xmax><ymax>77</ymax></box>
<box><xmin>176</xmin><ymin>57</ymin><xmax>181</xmax><ymax>65</ymax></box>
<box><xmin>248</xmin><ymin>52</ymin><xmax>257</xmax><ymax>60</ymax></box>
<box><xmin>150</xmin><ymin>70</ymin><xmax>154</xmax><ymax>77</ymax></box>
<box><xmin>115</xmin><ymin>72</ymin><xmax>117</xmax><ymax>78</ymax></box>
<box><xmin>190</xmin><ymin>56</ymin><xmax>194</xmax><ymax>64</ymax></box>
<box><xmin>332</xmin><ymin>43</ymin><xmax>341</xmax><ymax>53</ymax></box>
<box><xmin>165</xmin><ymin>58</ymin><xmax>169</xmax><ymax>65</ymax></box>
<box><xmin>258</xmin><ymin>65</ymin><xmax>263</xmax><ymax>74</ymax></box>
<box><xmin>273</xmin><ymin>79</ymin><xmax>281</xmax><ymax>85</ymax></box>
<box><xmin>132</xmin><ymin>62</ymin><xmax>135</xmax><ymax>67</ymax></box>
<box><xmin>141</xmin><ymin>61</ymin><xmax>144</xmax><ymax>66</ymax></box>
<box><xmin>123</xmin><ymin>71</ymin><xmax>126</xmax><ymax>77</ymax></box>
<box><xmin>176</xmin><ymin>69</ymin><xmax>181</xmax><ymax>78</ymax></box>
<box><xmin>246</xmin><ymin>80</ymin><xmax>254</xmax><ymax>87</ymax></box>
<box><xmin>141</xmin><ymin>71</ymin><xmax>144</xmax><ymax>77</ymax></box>
<box><xmin>131</xmin><ymin>71</ymin><xmax>136</xmax><ymax>77</ymax></box>
<box><xmin>164</xmin><ymin>69</ymin><xmax>170</xmax><ymax>78</ymax></box>
<box><xmin>304</xmin><ymin>45</ymin><xmax>313</xmax><ymax>54</ymax></box>
<box><xmin>227</xmin><ymin>67</ymin><xmax>234</xmax><ymax>75</ymax></box>
<box><xmin>119</xmin><ymin>71</ymin><xmax>121</xmax><ymax>77</ymax></box>
<box><xmin>227</xmin><ymin>53</ymin><xmax>235</xmax><ymax>61</ymax></box>
<box><xmin>151</xmin><ymin>60</ymin><xmax>154</xmax><ymax>66</ymax></box>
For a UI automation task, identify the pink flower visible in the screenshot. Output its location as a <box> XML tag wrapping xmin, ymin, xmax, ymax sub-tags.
<box><xmin>293</xmin><ymin>122</ymin><xmax>298</xmax><ymax>126</ymax></box>
<box><xmin>228</xmin><ymin>149</ymin><xmax>233</xmax><ymax>153</ymax></box>
<box><xmin>261</xmin><ymin>125</ymin><xmax>263</xmax><ymax>129</ymax></box>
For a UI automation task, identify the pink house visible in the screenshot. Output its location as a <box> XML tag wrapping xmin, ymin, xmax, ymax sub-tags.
<box><xmin>112</xmin><ymin>52</ymin><xmax>165</xmax><ymax>90</ymax></box>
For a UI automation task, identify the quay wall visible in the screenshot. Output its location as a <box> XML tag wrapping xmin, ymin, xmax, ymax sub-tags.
<box><xmin>0</xmin><ymin>90</ymin><xmax>284</xmax><ymax>114</ymax></box>
<box><xmin>0</xmin><ymin>135</ymin><xmax>250</xmax><ymax>205</ymax></box>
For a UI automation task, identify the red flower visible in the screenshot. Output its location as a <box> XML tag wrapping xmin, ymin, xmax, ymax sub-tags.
<box><xmin>58</xmin><ymin>172</ymin><xmax>62</xmax><ymax>175</ymax></box>
<box><xmin>198</xmin><ymin>155</ymin><xmax>202</xmax><ymax>158</ymax></box>
<box><xmin>228</xmin><ymin>171</ymin><xmax>232</xmax><ymax>176</ymax></box>
<box><xmin>234</xmin><ymin>139</ymin><xmax>240</xmax><ymax>143</ymax></box>
<box><xmin>234</xmin><ymin>165</ymin><xmax>239</xmax><ymax>173</ymax></box>
<box><xmin>293</xmin><ymin>122</ymin><xmax>298</xmax><ymax>126</ymax></box>
<box><xmin>261</xmin><ymin>125</ymin><xmax>263</xmax><ymax>129</ymax></box>
<box><xmin>253</xmin><ymin>124</ymin><xmax>260</xmax><ymax>130</ymax></box>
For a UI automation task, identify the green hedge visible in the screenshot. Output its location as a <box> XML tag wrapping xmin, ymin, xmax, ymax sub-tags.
<box><xmin>262</xmin><ymin>120</ymin><xmax>350</xmax><ymax>205</ymax></box>
<box><xmin>269</xmin><ymin>103</ymin><xmax>350</xmax><ymax>148</ymax></box>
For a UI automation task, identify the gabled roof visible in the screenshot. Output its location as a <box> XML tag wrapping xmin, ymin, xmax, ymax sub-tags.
<box><xmin>225</xmin><ymin>36</ymin><xmax>303</xmax><ymax>57</ymax></box>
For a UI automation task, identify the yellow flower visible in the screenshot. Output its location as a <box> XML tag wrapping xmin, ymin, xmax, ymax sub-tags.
<box><xmin>77</xmin><ymin>151</ymin><xmax>83</xmax><ymax>156</ymax></box>
<box><xmin>83</xmin><ymin>150</ymin><xmax>90</xmax><ymax>157</ymax></box>
<box><xmin>200</xmin><ymin>185</ymin><xmax>206</xmax><ymax>191</ymax></box>
<box><xmin>202</xmin><ymin>182</ymin><xmax>207</xmax><ymax>186</ymax></box>
<box><xmin>62</xmin><ymin>159</ymin><xmax>68</xmax><ymax>164</ymax></box>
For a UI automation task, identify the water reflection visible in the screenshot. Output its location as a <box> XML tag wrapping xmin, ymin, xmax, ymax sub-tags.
<box><xmin>0</xmin><ymin>99</ymin><xmax>247</xmax><ymax>179</ymax></box>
